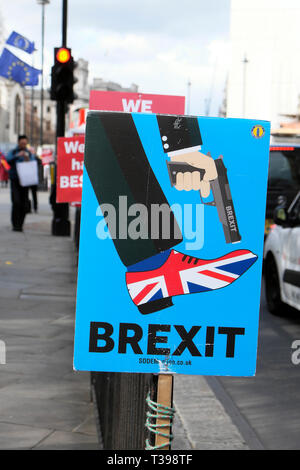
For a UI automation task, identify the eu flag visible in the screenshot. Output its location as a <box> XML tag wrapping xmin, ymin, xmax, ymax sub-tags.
<box><xmin>0</xmin><ymin>48</ymin><xmax>41</xmax><ymax>86</ymax></box>
<box><xmin>6</xmin><ymin>31</ymin><xmax>35</xmax><ymax>54</ymax></box>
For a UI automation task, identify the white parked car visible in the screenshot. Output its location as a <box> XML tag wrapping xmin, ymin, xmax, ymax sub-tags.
<box><xmin>264</xmin><ymin>191</ymin><xmax>300</xmax><ymax>314</ymax></box>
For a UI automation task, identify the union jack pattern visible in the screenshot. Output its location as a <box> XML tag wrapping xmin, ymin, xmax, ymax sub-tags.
<box><xmin>126</xmin><ymin>249</ymin><xmax>257</xmax><ymax>307</ymax></box>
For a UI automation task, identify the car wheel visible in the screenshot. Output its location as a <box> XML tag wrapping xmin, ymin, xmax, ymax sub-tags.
<box><xmin>265</xmin><ymin>255</ymin><xmax>286</xmax><ymax>315</ymax></box>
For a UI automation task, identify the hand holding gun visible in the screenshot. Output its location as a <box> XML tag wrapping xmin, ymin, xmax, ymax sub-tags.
<box><xmin>166</xmin><ymin>151</ymin><xmax>241</xmax><ymax>244</ymax></box>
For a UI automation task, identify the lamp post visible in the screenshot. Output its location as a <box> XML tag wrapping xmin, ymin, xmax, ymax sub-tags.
<box><xmin>37</xmin><ymin>0</ymin><xmax>50</xmax><ymax>148</ymax></box>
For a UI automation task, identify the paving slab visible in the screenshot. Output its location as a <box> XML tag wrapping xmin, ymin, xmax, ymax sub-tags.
<box><xmin>33</xmin><ymin>429</ymin><xmax>100</xmax><ymax>450</ymax></box>
<box><xmin>0</xmin><ymin>189</ymin><xmax>99</xmax><ymax>449</ymax></box>
<box><xmin>0</xmin><ymin>422</ymin><xmax>52</xmax><ymax>450</ymax></box>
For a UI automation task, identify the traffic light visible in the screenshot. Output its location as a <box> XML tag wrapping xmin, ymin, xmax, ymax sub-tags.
<box><xmin>50</xmin><ymin>47</ymin><xmax>77</xmax><ymax>103</ymax></box>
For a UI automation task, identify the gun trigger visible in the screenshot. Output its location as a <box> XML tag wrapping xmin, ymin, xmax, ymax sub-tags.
<box><xmin>203</xmin><ymin>201</ymin><xmax>216</xmax><ymax>207</ymax></box>
<box><xmin>199</xmin><ymin>193</ymin><xmax>216</xmax><ymax>207</ymax></box>
<box><xmin>208</xmin><ymin>196</ymin><xmax>217</xmax><ymax>207</ymax></box>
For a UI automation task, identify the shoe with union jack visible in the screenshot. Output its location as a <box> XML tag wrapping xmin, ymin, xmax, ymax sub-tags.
<box><xmin>126</xmin><ymin>249</ymin><xmax>258</xmax><ymax>314</ymax></box>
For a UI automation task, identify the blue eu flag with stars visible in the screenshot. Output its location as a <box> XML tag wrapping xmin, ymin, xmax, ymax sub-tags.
<box><xmin>6</xmin><ymin>31</ymin><xmax>35</xmax><ymax>54</ymax></box>
<box><xmin>0</xmin><ymin>48</ymin><xmax>41</xmax><ymax>86</ymax></box>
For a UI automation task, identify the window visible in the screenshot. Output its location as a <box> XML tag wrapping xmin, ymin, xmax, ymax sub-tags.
<box><xmin>268</xmin><ymin>150</ymin><xmax>300</xmax><ymax>189</ymax></box>
<box><xmin>14</xmin><ymin>95</ymin><xmax>21</xmax><ymax>135</ymax></box>
<box><xmin>288</xmin><ymin>193</ymin><xmax>300</xmax><ymax>226</ymax></box>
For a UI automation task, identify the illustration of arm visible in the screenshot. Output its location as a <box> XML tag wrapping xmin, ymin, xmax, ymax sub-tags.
<box><xmin>84</xmin><ymin>112</ymin><xmax>183</xmax><ymax>267</ymax></box>
<box><xmin>156</xmin><ymin>115</ymin><xmax>216</xmax><ymax>197</ymax></box>
<box><xmin>157</xmin><ymin>115</ymin><xmax>241</xmax><ymax>244</ymax></box>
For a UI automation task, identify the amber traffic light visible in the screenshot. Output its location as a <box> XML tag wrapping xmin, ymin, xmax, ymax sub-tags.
<box><xmin>56</xmin><ymin>47</ymin><xmax>71</xmax><ymax>63</ymax></box>
<box><xmin>51</xmin><ymin>47</ymin><xmax>77</xmax><ymax>103</ymax></box>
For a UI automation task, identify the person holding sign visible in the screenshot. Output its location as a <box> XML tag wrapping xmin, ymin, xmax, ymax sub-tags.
<box><xmin>6</xmin><ymin>135</ymin><xmax>35</xmax><ymax>232</ymax></box>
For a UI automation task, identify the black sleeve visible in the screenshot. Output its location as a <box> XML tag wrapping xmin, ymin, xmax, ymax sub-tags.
<box><xmin>156</xmin><ymin>115</ymin><xmax>202</xmax><ymax>154</ymax></box>
<box><xmin>84</xmin><ymin>112</ymin><xmax>183</xmax><ymax>266</ymax></box>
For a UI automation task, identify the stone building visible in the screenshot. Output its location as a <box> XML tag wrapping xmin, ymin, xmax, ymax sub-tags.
<box><xmin>67</xmin><ymin>60</ymin><xmax>138</xmax><ymax>133</ymax></box>
<box><xmin>0</xmin><ymin>9</ymin><xmax>26</xmax><ymax>151</ymax></box>
<box><xmin>0</xmin><ymin>78</ymin><xmax>26</xmax><ymax>151</ymax></box>
<box><xmin>24</xmin><ymin>88</ymin><xmax>56</xmax><ymax>148</ymax></box>
<box><xmin>0</xmin><ymin>44</ymin><xmax>138</xmax><ymax>149</ymax></box>
<box><xmin>0</xmin><ymin>0</ymin><xmax>138</xmax><ymax>149</ymax></box>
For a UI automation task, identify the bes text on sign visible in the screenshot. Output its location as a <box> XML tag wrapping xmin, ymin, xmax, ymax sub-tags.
<box><xmin>56</xmin><ymin>135</ymin><xmax>85</xmax><ymax>204</ymax></box>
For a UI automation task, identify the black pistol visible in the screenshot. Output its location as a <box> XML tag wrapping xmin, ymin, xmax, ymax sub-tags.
<box><xmin>166</xmin><ymin>156</ymin><xmax>241</xmax><ymax>244</ymax></box>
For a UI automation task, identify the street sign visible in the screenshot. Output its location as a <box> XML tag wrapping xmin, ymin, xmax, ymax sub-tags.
<box><xmin>73</xmin><ymin>112</ymin><xmax>270</xmax><ymax>376</ymax></box>
<box><xmin>56</xmin><ymin>135</ymin><xmax>84</xmax><ymax>203</ymax></box>
<box><xmin>89</xmin><ymin>90</ymin><xmax>185</xmax><ymax>115</ymax></box>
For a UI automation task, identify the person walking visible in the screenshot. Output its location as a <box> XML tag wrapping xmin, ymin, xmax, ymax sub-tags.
<box><xmin>6</xmin><ymin>135</ymin><xmax>35</xmax><ymax>232</ymax></box>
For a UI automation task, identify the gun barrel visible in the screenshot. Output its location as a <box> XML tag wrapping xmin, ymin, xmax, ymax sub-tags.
<box><xmin>211</xmin><ymin>158</ymin><xmax>241</xmax><ymax>244</ymax></box>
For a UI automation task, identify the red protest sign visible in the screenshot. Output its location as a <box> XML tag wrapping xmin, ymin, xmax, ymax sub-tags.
<box><xmin>56</xmin><ymin>136</ymin><xmax>84</xmax><ymax>203</ymax></box>
<box><xmin>89</xmin><ymin>90</ymin><xmax>185</xmax><ymax>115</ymax></box>
<box><xmin>58</xmin><ymin>92</ymin><xmax>185</xmax><ymax>204</ymax></box>
<box><xmin>41</xmin><ymin>147</ymin><xmax>54</xmax><ymax>166</ymax></box>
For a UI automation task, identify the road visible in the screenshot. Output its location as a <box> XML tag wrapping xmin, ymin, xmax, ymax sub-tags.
<box><xmin>207</xmin><ymin>281</ymin><xmax>300</xmax><ymax>450</ymax></box>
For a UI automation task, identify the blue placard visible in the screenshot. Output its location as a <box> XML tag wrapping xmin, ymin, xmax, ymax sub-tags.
<box><xmin>73</xmin><ymin>112</ymin><xmax>270</xmax><ymax>376</ymax></box>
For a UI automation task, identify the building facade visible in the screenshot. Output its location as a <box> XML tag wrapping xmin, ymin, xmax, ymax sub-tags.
<box><xmin>24</xmin><ymin>88</ymin><xmax>56</xmax><ymax>149</ymax></box>
<box><xmin>67</xmin><ymin>60</ymin><xmax>138</xmax><ymax>134</ymax></box>
<box><xmin>0</xmin><ymin>0</ymin><xmax>139</xmax><ymax>149</ymax></box>
<box><xmin>0</xmin><ymin>78</ymin><xmax>25</xmax><ymax>151</ymax></box>
<box><xmin>226</xmin><ymin>0</ymin><xmax>300</xmax><ymax>130</ymax></box>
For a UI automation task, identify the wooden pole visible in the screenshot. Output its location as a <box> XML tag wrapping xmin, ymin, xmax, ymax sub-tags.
<box><xmin>155</xmin><ymin>374</ymin><xmax>174</xmax><ymax>450</ymax></box>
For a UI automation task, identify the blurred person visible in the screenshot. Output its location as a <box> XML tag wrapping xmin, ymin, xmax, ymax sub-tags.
<box><xmin>6</xmin><ymin>135</ymin><xmax>35</xmax><ymax>232</ymax></box>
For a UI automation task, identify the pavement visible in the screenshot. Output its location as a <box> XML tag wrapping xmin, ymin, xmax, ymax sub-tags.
<box><xmin>0</xmin><ymin>186</ymin><xmax>248</xmax><ymax>450</ymax></box>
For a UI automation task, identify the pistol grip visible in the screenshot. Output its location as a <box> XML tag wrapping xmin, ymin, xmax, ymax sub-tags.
<box><xmin>166</xmin><ymin>161</ymin><xmax>205</xmax><ymax>187</ymax></box>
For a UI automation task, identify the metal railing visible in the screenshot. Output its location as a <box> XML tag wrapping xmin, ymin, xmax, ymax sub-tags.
<box><xmin>91</xmin><ymin>372</ymin><xmax>154</xmax><ymax>450</ymax></box>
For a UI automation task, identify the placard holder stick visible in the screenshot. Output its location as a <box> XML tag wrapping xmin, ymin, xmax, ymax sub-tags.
<box><xmin>155</xmin><ymin>374</ymin><xmax>174</xmax><ymax>450</ymax></box>
<box><xmin>146</xmin><ymin>373</ymin><xmax>175</xmax><ymax>450</ymax></box>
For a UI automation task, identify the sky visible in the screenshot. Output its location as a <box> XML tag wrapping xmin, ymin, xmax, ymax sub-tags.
<box><xmin>0</xmin><ymin>0</ymin><xmax>231</xmax><ymax>116</ymax></box>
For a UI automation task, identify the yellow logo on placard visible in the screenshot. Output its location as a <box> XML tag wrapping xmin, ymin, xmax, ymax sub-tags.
<box><xmin>251</xmin><ymin>125</ymin><xmax>265</xmax><ymax>138</ymax></box>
